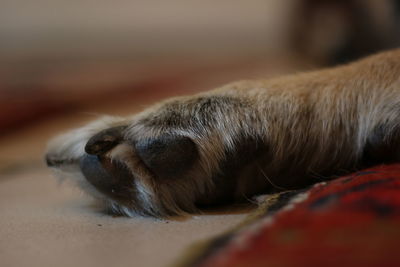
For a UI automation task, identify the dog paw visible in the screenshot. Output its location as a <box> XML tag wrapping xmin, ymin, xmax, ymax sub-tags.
<box><xmin>46</xmin><ymin>95</ymin><xmax>265</xmax><ymax>217</ymax></box>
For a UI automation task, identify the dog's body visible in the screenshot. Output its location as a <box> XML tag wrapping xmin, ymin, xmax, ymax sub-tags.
<box><xmin>46</xmin><ymin>49</ymin><xmax>400</xmax><ymax>217</ymax></box>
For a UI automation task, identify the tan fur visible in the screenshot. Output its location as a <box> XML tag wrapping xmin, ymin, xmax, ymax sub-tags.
<box><xmin>46</xmin><ymin>49</ymin><xmax>400</xmax><ymax>217</ymax></box>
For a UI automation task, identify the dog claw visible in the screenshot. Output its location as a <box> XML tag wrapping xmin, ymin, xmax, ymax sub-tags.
<box><xmin>85</xmin><ymin>126</ymin><xmax>127</xmax><ymax>155</ymax></box>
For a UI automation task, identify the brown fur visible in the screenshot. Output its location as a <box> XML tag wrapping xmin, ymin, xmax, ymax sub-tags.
<box><xmin>46</xmin><ymin>49</ymin><xmax>400</xmax><ymax>217</ymax></box>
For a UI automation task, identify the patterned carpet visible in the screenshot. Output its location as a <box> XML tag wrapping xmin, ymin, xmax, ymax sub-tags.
<box><xmin>183</xmin><ymin>164</ymin><xmax>400</xmax><ymax>267</ymax></box>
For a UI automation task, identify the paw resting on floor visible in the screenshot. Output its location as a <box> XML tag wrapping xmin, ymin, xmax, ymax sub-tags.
<box><xmin>46</xmin><ymin>49</ymin><xmax>400</xmax><ymax>218</ymax></box>
<box><xmin>46</xmin><ymin>95</ymin><xmax>267</xmax><ymax>217</ymax></box>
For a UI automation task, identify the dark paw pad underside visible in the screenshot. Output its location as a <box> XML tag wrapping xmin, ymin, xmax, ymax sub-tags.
<box><xmin>80</xmin><ymin>154</ymin><xmax>134</xmax><ymax>198</ymax></box>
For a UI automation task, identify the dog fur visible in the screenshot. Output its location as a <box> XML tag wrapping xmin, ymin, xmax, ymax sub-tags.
<box><xmin>46</xmin><ymin>49</ymin><xmax>400</xmax><ymax>217</ymax></box>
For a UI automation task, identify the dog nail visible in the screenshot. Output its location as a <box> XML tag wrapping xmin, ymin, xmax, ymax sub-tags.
<box><xmin>85</xmin><ymin>126</ymin><xmax>127</xmax><ymax>155</ymax></box>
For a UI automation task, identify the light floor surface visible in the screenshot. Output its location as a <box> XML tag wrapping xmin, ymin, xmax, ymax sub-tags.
<box><xmin>0</xmin><ymin>167</ymin><xmax>247</xmax><ymax>267</ymax></box>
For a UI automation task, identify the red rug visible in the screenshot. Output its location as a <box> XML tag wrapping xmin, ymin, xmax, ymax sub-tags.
<box><xmin>186</xmin><ymin>164</ymin><xmax>400</xmax><ymax>267</ymax></box>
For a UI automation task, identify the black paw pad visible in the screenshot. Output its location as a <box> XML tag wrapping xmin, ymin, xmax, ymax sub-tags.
<box><xmin>80</xmin><ymin>154</ymin><xmax>133</xmax><ymax>198</ymax></box>
<box><xmin>135</xmin><ymin>135</ymin><xmax>198</xmax><ymax>179</ymax></box>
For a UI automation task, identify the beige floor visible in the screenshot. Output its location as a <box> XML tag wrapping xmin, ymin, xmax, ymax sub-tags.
<box><xmin>0</xmin><ymin>168</ymin><xmax>248</xmax><ymax>267</ymax></box>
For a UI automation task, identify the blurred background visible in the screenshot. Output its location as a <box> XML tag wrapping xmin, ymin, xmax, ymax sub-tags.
<box><xmin>0</xmin><ymin>0</ymin><xmax>292</xmax><ymax>134</ymax></box>
<box><xmin>1</xmin><ymin>1</ymin><xmax>400</xmax><ymax>267</ymax></box>
<box><xmin>1</xmin><ymin>0</ymin><xmax>399</xmax><ymax>136</ymax></box>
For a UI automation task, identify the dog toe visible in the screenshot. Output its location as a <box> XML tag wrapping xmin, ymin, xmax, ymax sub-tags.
<box><xmin>135</xmin><ymin>135</ymin><xmax>198</xmax><ymax>179</ymax></box>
